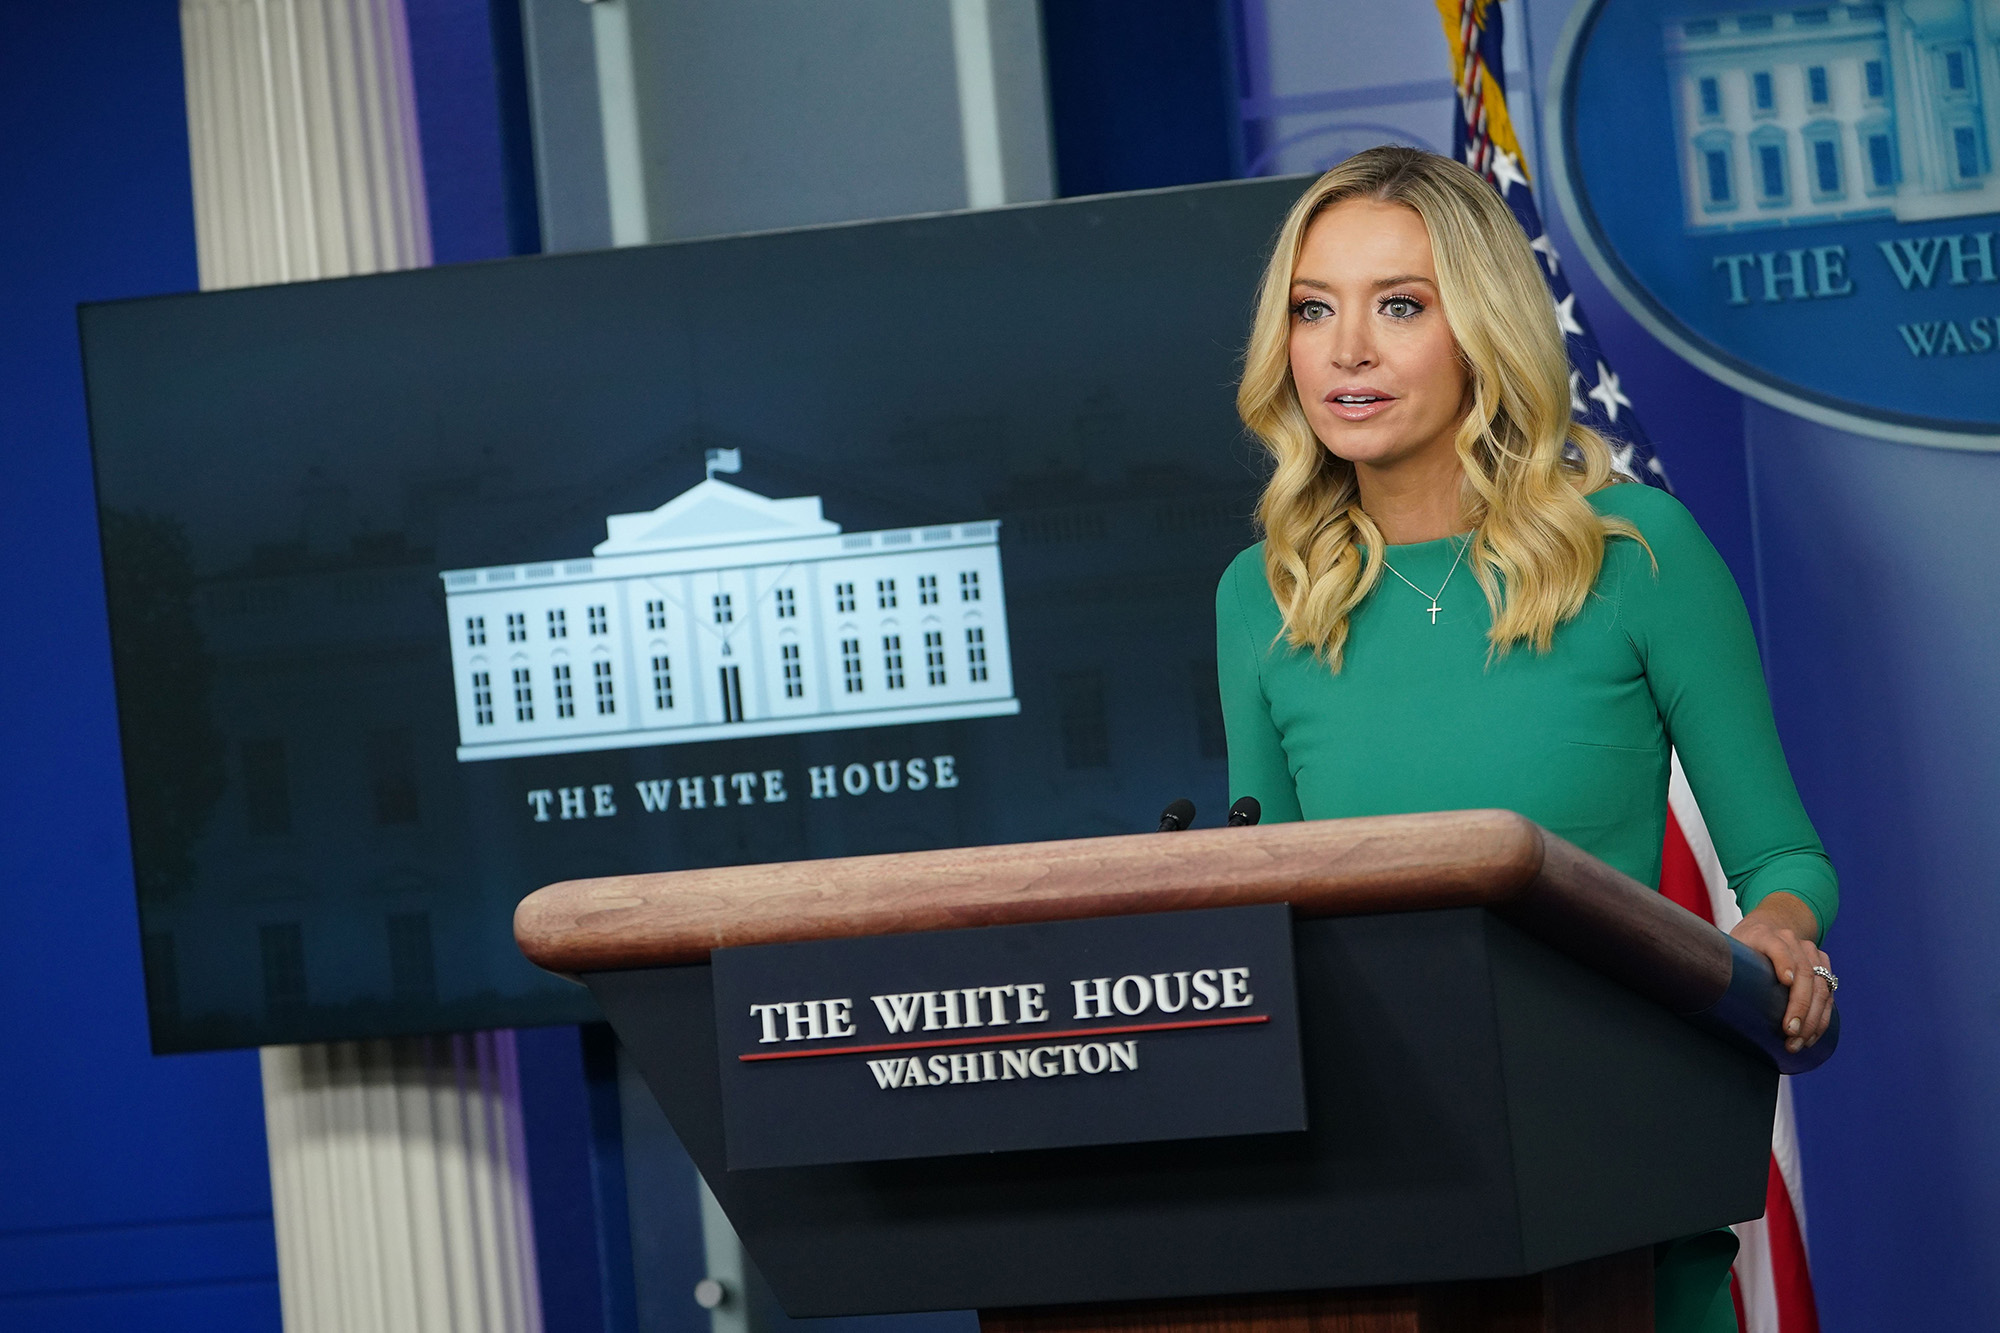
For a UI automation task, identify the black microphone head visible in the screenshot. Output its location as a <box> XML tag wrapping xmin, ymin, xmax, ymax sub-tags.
<box><xmin>1157</xmin><ymin>798</ymin><xmax>1196</xmax><ymax>832</ymax></box>
<box><xmin>1227</xmin><ymin>796</ymin><xmax>1262</xmax><ymax>827</ymax></box>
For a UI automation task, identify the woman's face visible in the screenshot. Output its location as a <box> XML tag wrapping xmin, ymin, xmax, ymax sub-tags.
<box><xmin>1287</xmin><ymin>199</ymin><xmax>1470</xmax><ymax>474</ymax></box>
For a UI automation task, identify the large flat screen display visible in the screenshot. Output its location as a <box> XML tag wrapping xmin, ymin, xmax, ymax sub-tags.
<box><xmin>81</xmin><ymin>175</ymin><xmax>1304</xmax><ymax>1053</ymax></box>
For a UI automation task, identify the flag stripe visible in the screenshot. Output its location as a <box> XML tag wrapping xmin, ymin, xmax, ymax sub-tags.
<box><xmin>1670</xmin><ymin>758</ymin><xmax>1820</xmax><ymax>1333</ymax></box>
<box><xmin>1764</xmin><ymin>1150</ymin><xmax>1820</xmax><ymax>1333</ymax></box>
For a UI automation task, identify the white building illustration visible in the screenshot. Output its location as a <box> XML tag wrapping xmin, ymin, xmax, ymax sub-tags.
<box><xmin>441</xmin><ymin>474</ymin><xmax>1018</xmax><ymax>761</ymax></box>
<box><xmin>1665</xmin><ymin>0</ymin><xmax>1998</xmax><ymax>231</ymax></box>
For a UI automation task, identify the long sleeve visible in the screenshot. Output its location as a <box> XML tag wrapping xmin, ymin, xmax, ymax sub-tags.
<box><xmin>1216</xmin><ymin>547</ymin><xmax>1305</xmax><ymax>825</ymax></box>
<box><xmin>1606</xmin><ymin>489</ymin><xmax>1839</xmax><ymax>934</ymax></box>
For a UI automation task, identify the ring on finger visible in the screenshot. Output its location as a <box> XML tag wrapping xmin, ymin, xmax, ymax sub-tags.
<box><xmin>1811</xmin><ymin>965</ymin><xmax>1838</xmax><ymax>993</ymax></box>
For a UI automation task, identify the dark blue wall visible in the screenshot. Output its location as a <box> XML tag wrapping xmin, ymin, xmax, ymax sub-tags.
<box><xmin>1041</xmin><ymin>0</ymin><xmax>1243</xmax><ymax>195</ymax></box>
<box><xmin>407</xmin><ymin>0</ymin><xmax>543</xmax><ymax>262</ymax></box>
<box><xmin>0</xmin><ymin>5</ymin><xmax>280</xmax><ymax>1329</ymax></box>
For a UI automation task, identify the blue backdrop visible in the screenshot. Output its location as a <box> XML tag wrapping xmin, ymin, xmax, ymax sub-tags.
<box><xmin>0</xmin><ymin>4</ymin><xmax>278</xmax><ymax>1329</ymax></box>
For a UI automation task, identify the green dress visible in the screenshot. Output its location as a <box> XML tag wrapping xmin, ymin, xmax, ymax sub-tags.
<box><xmin>1214</xmin><ymin>482</ymin><xmax>1835</xmax><ymax>1332</ymax></box>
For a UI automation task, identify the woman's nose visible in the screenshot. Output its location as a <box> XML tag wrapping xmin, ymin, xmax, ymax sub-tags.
<box><xmin>1328</xmin><ymin>317</ymin><xmax>1375</xmax><ymax>371</ymax></box>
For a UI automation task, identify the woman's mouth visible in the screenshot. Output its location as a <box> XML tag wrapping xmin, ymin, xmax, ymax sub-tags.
<box><xmin>1324</xmin><ymin>390</ymin><xmax>1397</xmax><ymax>422</ymax></box>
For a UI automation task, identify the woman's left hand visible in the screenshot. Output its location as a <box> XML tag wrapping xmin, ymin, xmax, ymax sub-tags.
<box><xmin>1730</xmin><ymin>892</ymin><xmax>1834</xmax><ymax>1053</ymax></box>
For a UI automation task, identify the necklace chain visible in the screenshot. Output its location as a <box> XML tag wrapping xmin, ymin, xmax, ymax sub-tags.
<box><xmin>1381</xmin><ymin>536</ymin><xmax>1470</xmax><ymax>625</ymax></box>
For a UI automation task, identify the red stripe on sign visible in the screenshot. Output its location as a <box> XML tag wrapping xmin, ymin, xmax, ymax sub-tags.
<box><xmin>738</xmin><ymin>1014</ymin><xmax>1270</xmax><ymax>1062</ymax></box>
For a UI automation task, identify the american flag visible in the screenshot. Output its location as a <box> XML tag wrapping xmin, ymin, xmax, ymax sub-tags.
<box><xmin>1440</xmin><ymin>0</ymin><xmax>1668</xmax><ymax>489</ymax></box>
<box><xmin>1436</xmin><ymin>3</ymin><xmax>1820</xmax><ymax>1330</ymax></box>
<box><xmin>1661</xmin><ymin>763</ymin><xmax>1823</xmax><ymax>1333</ymax></box>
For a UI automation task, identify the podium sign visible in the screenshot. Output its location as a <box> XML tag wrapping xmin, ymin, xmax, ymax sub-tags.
<box><xmin>710</xmin><ymin>904</ymin><xmax>1307</xmax><ymax>1168</ymax></box>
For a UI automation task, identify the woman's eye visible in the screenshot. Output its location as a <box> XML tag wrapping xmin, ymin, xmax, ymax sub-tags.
<box><xmin>1380</xmin><ymin>295</ymin><xmax>1424</xmax><ymax>319</ymax></box>
<box><xmin>1292</xmin><ymin>299</ymin><xmax>1332</xmax><ymax>322</ymax></box>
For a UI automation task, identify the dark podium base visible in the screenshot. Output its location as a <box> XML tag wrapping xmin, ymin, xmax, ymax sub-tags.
<box><xmin>979</xmin><ymin>1250</ymin><xmax>1653</xmax><ymax>1333</ymax></box>
<box><xmin>594</xmin><ymin>908</ymin><xmax>1769</xmax><ymax>1316</ymax></box>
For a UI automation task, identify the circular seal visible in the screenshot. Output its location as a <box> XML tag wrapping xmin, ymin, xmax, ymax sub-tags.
<box><xmin>1547</xmin><ymin>0</ymin><xmax>2000</xmax><ymax>450</ymax></box>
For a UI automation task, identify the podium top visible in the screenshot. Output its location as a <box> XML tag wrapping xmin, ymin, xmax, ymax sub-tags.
<box><xmin>521</xmin><ymin>808</ymin><xmax>1713</xmax><ymax>991</ymax></box>
<box><xmin>515</xmin><ymin>809</ymin><xmax>1836</xmax><ymax>1073</ymax></box>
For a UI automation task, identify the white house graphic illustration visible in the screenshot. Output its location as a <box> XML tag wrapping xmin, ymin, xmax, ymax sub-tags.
<box><xmin>441</xmin><ymin>473</ymin><xmax>1018</xmax><ymax>762</ymax></box>
<box><xmin>1665</xmin><ymin>0</ymin><xmax>1999</xmax><ymax>232</ymax></box>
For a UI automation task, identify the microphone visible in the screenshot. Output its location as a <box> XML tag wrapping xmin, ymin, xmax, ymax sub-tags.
<box><xmin>1227</xmin><ymin>796</ymin><xmax>1262</xmax><ymax>827</ymax></box>
<box><xmin>1156</xmin><ymin>798</ymin><xmax>1196</xmax><ymax>832</ymax></box>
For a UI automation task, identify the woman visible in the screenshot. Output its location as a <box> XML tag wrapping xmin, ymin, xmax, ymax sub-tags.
<box><xmin>1215</xmin><ymin>147</ymin><xmax>1836</xmax><ymax>1333</ymax></box>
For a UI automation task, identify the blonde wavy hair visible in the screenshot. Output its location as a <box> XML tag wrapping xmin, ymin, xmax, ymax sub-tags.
<box><xmin>1238</xmin><ymin>145</ymin><xmax>1642</xmax><ymax>669</ymax></box>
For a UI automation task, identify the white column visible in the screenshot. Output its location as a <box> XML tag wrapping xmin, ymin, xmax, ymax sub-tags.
<box><xmin>178</xmin><ymin>4</ymin><xmax>542</xmax><ymax>1330</ymax></box>
<box><xmin>180</xmin><ymin>0</ymin><xmax>431</xmax><ymax>288</ymax></box>
<box><xmin>261</xmin><ymin>1038</ymin><xmax>543</xmax><ymax>1333</ymax></box>
<box><xmin>949</xmin><ymin>0</ymin><xmax>1008</xmax><ymax>209</ymax></box>
<box><xmin>950</xmin><ymin>0</ymin><xmax>1055</xmax><ymax>208</ymax></box>
<box><xmin>586</xmin><ymin>0</ymin><xmax>651</xmax><ymax>246</ymax></box>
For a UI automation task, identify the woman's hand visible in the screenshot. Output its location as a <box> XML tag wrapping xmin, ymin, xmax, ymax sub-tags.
<box><xmin>1731</xmin><ymin>892</ymin><xmax>1834</xmax><ymax>1053</ymax></box>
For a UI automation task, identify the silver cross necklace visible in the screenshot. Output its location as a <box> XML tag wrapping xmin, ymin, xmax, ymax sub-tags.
<box><xmin>1381</xmin><ymin>535</ymin><xmax>1470</xmax><ymax>625</ymax></box>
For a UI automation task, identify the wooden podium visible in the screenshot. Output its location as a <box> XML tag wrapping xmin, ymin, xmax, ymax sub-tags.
<box><xmin>515</xmin><ymin>810</ymin><xmax>1836</xmax><ymax>1333</ymax></box>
